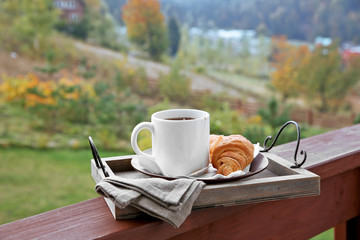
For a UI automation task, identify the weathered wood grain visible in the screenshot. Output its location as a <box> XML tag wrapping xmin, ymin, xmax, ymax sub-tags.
<box><xmin>170</xmin><ymin>168</ymin><xmax>360</xmax><ymax>240</ymax></box>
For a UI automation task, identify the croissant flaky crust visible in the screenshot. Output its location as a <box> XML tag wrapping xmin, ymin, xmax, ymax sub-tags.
<box><xmin>209</xmin><ymin>134</ymin><xmax>254</xmax><ymax>176</ymax></box>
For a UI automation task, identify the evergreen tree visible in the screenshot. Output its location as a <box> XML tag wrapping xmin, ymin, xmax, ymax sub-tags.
<box><xmin>168</xmin><ymin>16</ymin><xmax>181</xmax><ymax>57</ymax></box>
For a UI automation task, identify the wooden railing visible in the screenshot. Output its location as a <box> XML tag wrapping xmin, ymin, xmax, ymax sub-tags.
<box><xmin>1</xmin><ymin>124</ymin><xmax>360</xmax><ymax>239</ymax></box>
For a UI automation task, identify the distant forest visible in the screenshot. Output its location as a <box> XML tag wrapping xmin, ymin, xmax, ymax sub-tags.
<box><xmin>105</xmin><ymin>0</ymin><xmax>360</xmax><ymax>44</ymax></box>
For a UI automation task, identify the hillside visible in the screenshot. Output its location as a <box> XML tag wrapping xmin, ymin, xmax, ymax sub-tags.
<box><xmin>105</xmin><ymin>0</ymin><xmax>360</xmax><ymax>44</ymax></box>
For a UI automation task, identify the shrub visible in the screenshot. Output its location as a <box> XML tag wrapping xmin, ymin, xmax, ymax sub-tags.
<box><xmin>130</xmin><ymin>67</ymin><xmax>151</xmax><ymax>96</ymax></box>
<box><xmin>258</xmin><ymin>97</ymin><xmax>291</xmax><ymax>131</ymax></box>
<box><xmin>0</xmin><ymin>74</ymin><xmax>95</xmax><ymax>131</ymax></box>
<box><xmin>354</xmin><ymin>113</ymin><xmax>360</xmax><ymax>124</ymax></box>
<box><xmin>158</xmin><ymin>58</ymin><xmax>191</xmax><ymax>104</ymax></box>
<box><xmin>209</xmin><ymin>102</ymin><xmax>246</xmax><ymax>135</ymax></box>
<box><xmin>243</xmin><ymin>125</ymin><xmax>268</xmax><ymax>144</ymax></box>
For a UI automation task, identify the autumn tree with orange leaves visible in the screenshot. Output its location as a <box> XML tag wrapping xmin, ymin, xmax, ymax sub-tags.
<box><xmin>271</xmin><ymin>36</ymin><xmax>360</xmax><ymax>111</ymax></box>
<box><xmin>297</xmin><ymin>43</ymin><xmax>360</xmax><ymax>111</ymax></box>
<box><xmin>271</xmin><ymin>36</ymin><xmax>311</xmax><ymax>101</ymax></box>
<box><xmin>122</xmin><ymin>0</ymin><xmax>167</xmax><ymax>60</ymax></box>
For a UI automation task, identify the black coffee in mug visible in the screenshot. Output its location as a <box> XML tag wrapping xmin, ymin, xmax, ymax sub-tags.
<box><xmin>165</xmin><ymin>117</ymin><xmax>195</xmax><ymax>121</ymax></box>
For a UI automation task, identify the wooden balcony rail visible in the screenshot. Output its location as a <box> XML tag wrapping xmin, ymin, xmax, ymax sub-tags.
<box><xmin>1</xmin><ymin>124</ymin><xmax>359</xmax><ymax>239</ymax></box>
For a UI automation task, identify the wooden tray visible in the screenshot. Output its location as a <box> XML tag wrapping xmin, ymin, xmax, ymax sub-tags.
<box><xmin>91</xmin><ymin>152</ymin><xmax>320</xmax><ymax>219</ymax></box>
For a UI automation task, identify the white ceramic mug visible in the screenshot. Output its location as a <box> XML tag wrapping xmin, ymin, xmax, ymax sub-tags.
<box><xmin>131</xmin><ymin>109</ymin><xmax>210</xmax><ymax>177</ymax></box>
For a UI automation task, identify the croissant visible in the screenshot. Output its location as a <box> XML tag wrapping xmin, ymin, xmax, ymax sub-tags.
<box><xmin>210</xmin><ymin>134</ymin><xmax>254</xmax><ymax>176</ymax></box>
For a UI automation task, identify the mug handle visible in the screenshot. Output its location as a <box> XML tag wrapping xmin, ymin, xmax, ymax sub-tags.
<box><xmin>131</xmin><ymin>122</ymin><xmax>155</xmax><ymax>161</ymax></box>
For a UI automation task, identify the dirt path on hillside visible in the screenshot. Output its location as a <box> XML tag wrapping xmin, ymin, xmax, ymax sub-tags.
<box><xmin>74</xmin><ymin>42</ymin><xmax>244</xmax><ymax>97</ymax></box>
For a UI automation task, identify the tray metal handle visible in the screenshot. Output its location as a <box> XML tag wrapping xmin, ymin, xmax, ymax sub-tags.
<box><xmin>260</xmin><ymin>120</ymin><xmax>307</xmax><ymax>168</ymax></box>
<box><xmin>89</xmin><ymin>136</ymin><xmax>109</xmax><ymax>177</ymax></box>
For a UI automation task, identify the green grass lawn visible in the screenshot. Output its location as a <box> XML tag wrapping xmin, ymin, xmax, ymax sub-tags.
<box><xmin>0</xmin><ymin>147</ymin><xmax>334</xmax><ymax>240</ymax></box>
<box><xmin>311</xmin><ymin>229</ymin><xmax>333</xmax><ymax>240</ymax></box>
<box><xmin>0</xmin><ymin>147</ymin><xmax>128</xmax><ymax>225</ymax></box>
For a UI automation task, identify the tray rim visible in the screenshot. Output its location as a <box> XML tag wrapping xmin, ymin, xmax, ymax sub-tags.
<box><xmin>91</xmin><ymin>152</ymin><xmax>320</xmax><ymax>219</ymax></box>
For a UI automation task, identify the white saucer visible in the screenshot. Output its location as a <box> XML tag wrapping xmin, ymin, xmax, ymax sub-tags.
<box><xmin>130</xmin><ymin>149</ymin><xmax>268</xmax><ymax>184</ymax></box>
<box><xmin>131</xmin><ymin>155</ymin><xmax>210</xmax><ymax>178</ymax></box>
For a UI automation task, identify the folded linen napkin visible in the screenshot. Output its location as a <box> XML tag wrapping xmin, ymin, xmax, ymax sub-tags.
<box><xmin>95</xmin><ymin>176</ymin><xmax>205</xmax><ymax>228</ymax></box>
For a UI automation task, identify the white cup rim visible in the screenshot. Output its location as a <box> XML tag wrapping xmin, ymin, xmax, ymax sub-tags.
<box><xmin>152</xmin><ymin>109</ymin><xmax>209</xmax><ymax>122</ymax></box>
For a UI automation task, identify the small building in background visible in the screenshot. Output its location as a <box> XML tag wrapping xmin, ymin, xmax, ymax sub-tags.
<box><xmin>53</xmin><ymin>0</ymin><xmax>85</xmax><ymax>22</ymax></box>
<box><xmin>342</xmin><ymin>45</ymin><xmax>360</xmax><ymax>62</ymax></box>
<box><xmin>314</xmin><ymin>36</ymin><xmax>332</xmax><ymax>47</ymax></box>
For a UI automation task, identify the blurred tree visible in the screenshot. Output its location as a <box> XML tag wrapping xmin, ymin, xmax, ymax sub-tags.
<box><xmin>239</xmin><ymin>33</ymin><xmax>251</xmax><ymax>58</ymax></box>
<box><xmin>158</xmin><ymin>55</ymin><xmax>191</xmax><ymax>103</ymax></box>
<box><xmin>271</xmin><ymin>37</ymin><xmax>360</xmax><ymax>111</ymax></box>
<box><xmin>237</xmin><ymin>33</ymin><xmax>251</xmax><ymax>75</ymax></box>
<box><xmin>184</xmin><ymin>31</ymin><xmax>201</xmax><ymax>67</ymax></box>
<box><xmin>297</xmin><ymin>43</ymin><xmax>359</xmax><ymax>111</ymax></box>
<box><xmin>0</xmin><ymin>0</ymin><xmax>59</xmax><ymax>52</ymax></box>
<box><xmin>55</xmin><ymin>0</ymin><xmax>121</xmax><ymax>50</ymax></box>
<box><xmin>167</xmin><ymin>16</ymin><xmax>181</xmax><ymax>57</ymax></box>
<box><xmin>55</xmin><ymin>16</ymin><xmax>90</xmax><ymax>40</ymax></box>
<box><xmin>253</xmin><ymin>34</ymin><xmax>271</xmax><ymax>78</ymax></box>
<box><xmin>271</xmin><ymin>36</ymin><xmax>311</xmax><ymax>101</ymax></box>
<box><xmin>88</xmin><ymin>12</ymin><xmax>119</xmax><ymax>50</ymax></box>
<box><xmin>86</xmin><ymin>0</ymin><xmax>121</xmax><ymax>50</ymax></box>
<box><xmin>122</xmin><ymin>0</ymin><xmax>168</xmax><ymax>60</ymax></box>
<box><xmin>104</xmin><ymin>0</ymin><xmax>127</xmax><ymax>24</ymax></box>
